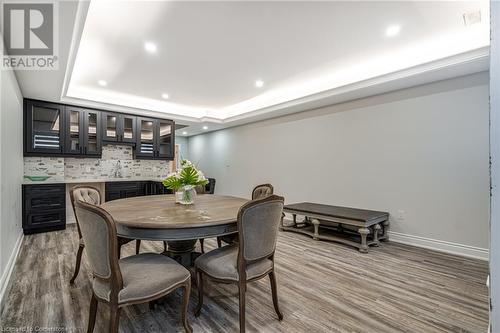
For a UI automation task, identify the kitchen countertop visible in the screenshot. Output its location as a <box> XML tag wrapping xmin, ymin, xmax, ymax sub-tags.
<box><xmin>22</xmin><ymin>177</ymin><xmax>166</xmax><ymax>185</ymax></box>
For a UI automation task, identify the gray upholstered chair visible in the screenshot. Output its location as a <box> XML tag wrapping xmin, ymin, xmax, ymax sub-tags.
<box><xmin>217</xmin><ymin>183</ymin><xmax>274</xmax><ymax>248</ymax></box>
<box><xmin>69</xmin><ymin>186</ymin><xmax>142</xmax><ymax>284</ymax></box>
<box><xmin>74</xmin><ymin>200</ymin><xmax>192</xmax><ymax>333</ymax></box>
<box><xmin>194</xmin><ymin>194</ymin><xmax>285</xmax><ymax>333</ymax></box>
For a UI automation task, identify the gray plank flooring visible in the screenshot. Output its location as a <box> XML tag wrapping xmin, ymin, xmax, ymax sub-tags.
<box><xmin>0</xmin><ymin>225</ymin><xmax>489</xmax><ymax>332</ymax></box>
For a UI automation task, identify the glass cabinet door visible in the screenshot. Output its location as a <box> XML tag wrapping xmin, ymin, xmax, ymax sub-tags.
<box><xmin>84</xmin><ymin>110</ymin><xmax>101</xmax><ymax>155</ymax></box>
<box><xmin>102</xmin><ymin>112</ymin><xmax>119</xmax><ymax>141</ymax></box>
<box><xmin>157</xmin><ymin>120</ymin><xmax>174</xmax><ymax>159</ymax></box>
<box><xmin>136</xmin><ymin>118</ymin><xmax>155</xmax><ymax>157</ymax></box>
<box><xmin>121</xmin><ymin>115</ymin><xmax>136</xmax><ymax>143</ymax></box>
<box><xmin>64</xmin><ymin>107</ymin><xmax>83</xmax><ymax>154</ymax></box>
<box><xmin>26</xmin><ymin>101</ymin><xmax>64</xmax><ymax>154</ymax></box>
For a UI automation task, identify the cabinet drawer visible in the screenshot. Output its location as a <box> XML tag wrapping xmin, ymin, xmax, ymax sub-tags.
<box><xmin>25</xmin><ymin>194</ymin><xmax>65</xmax><ymax>211</ymax></box>
<box><xmin>23</xmin><ymin>209</ymin><xmax>66</xmax><ymax>234</ymax></box>
<box><xmin>24</xmin><ymin>184</ymin><xmax>65</xmax><ymax>197</ymax></box>
<box><xmin>26</xmin><ymin>210</ymin><xmax>65</xmax><ymax>226</ymax></box>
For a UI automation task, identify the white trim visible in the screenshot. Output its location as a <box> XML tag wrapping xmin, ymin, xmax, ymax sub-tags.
<box><xmin>0</xmin><ymin>233</ymin><xmax>24</xmax><ymax>313</ymax></box>
<box><xmin>389</xmin><ymin>231</ymin><xmax>489</xmax><ymax>261</ymax></box>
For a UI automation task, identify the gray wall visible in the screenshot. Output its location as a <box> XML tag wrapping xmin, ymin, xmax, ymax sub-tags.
<box><xmin>188</xmin><ymin>73</ymin><xmax>490</xmax><ymax>251</ymax></box>
<box><xmin>0</xmin><ymin>56</ymin><xmax>24</xmax><ymax>306</ymax></box>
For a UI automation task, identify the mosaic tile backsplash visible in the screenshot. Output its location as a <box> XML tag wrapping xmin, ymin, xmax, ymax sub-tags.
<box><xmin>24</xmin><ymin>145</ymin><xmax>172</xmax><ymax>181</ymax></box>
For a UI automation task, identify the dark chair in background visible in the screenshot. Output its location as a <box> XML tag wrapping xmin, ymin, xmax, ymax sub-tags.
<box><xmin>194</xmin><ymin>194</ymin><xmax>285</xmax><ymax>333</ymax></box>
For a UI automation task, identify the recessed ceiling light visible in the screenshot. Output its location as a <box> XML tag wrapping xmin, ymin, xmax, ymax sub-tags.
<box><xmin>203</xmin><ymin>126</ymin><xmax>208</xmax><ymax>130</ymax></box>
<box><xmin>255</xmin><ymin>80</ymin><xmax>264</xmax><ymax>88</ymax></box>
<box><xmin>385</xmin><ymin>25</ymin><xmax>401</xmax><ymax>37</ymax></box>
<box><xmin>182</xmin><ymin>131</ymin><xmax>188</xmax><ymax>135</ymax></box>
<box><xmin>161</xmin><ymin>93</ymin><xmax>169</xmax><ymax>99</ymax></box>
<box><xmin>144</xmin><ymin>41</ymin><xmax>157</xmax><ymax>53</ymax></box>
<box><xmin>98</xmin><ymin>80</ymin><xmax>107</xmax><ymax>87</ymax></box>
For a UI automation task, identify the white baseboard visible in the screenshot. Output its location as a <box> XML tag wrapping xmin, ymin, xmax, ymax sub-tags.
<box><xmin>0</xmin><ymin>233</ymin><xmax>24</xmax><ymax>313</ymax></box>
<box><xmin>388</xmin><ymin>231</ymin><xmax>489</xmax><ymax>261</ymax></box>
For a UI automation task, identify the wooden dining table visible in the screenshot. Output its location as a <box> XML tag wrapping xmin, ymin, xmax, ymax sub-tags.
<box><xmin>100</xmin><ymin>194</ymin><xmax>248</xmax><ymax>266</ymax></box>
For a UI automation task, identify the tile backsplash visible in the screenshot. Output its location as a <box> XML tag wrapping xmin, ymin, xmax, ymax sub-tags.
<box><xmin>24</xmin><ymin>145</ymin><xmax>172</xmax><ymax>181</ymax></box>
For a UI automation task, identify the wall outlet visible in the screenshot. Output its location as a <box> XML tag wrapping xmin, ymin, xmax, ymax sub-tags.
<box><xmin>396</xmin><ymin>209</ymin><xmax>406</xmax><ymax>221</ymax></box>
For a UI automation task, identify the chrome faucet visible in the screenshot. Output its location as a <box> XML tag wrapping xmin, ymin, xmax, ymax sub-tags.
<box><xmin>113</xmin><ymin>160</ymin><xmax>123</xmax><ymax>178</ymax></box>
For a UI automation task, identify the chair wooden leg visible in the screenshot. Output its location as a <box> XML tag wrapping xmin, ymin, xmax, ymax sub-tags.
<box><xmin>199</xmin><ymin>239</ymin><xmax>205</xmax><ymax>253</ymax></box>
<box><xmin>109</xmin><ymin>305</ymin><xmax>121</xmax><ymax>333</ymax></box>
<box><xmin>70</xmin><ymin>243</ymin><xmax>84</xmax><ymax>284</ymax></box>
<box><xmin>163</xmin><ymin>241</ymin><xmax>168</xmax><ymax>252</ymax></box>
<box><xmin>87</xmin><ymin>293</ymin><xmax>98</xmax><ymax>333</ymax></box>
<box><xmin>181</xmin><ymin>281</ymin><xmax>193</xmax><ymax>333</ymax></box>
<box><xmin>136</xmin><ymin>239</ymin><xmax>141</xmax><ymax>254</ymax></box>
<box><xmin>217</xmin><ymin>237</ymin><xmax>222</xmax><ymax>248</ymax></box>
<box><xmin>269</xmin><ymin>271</ymin><xmax>283</xmax><ymax>320</ymax></box>
<box><xmin>194</xmin><ymin>269</ymin><xmax>204</xmax><ymax>317</ymax></box>
<box><xmin>238</xmin><ymin>282</ymin><xmax>246</xmax><ymax>333</ymax></box>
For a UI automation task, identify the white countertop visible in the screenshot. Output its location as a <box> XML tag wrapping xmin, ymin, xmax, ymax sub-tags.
<box><xmin>22</xmin><ymin>177</ymin><xmax>166</xmax><ymax>185</ymax></box>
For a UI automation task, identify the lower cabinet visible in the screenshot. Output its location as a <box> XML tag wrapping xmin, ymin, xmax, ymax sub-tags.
<box><xmin>105</xmin><ymin>181</ymin><xmax>173</xmax><ymax>202</ymax></box>
<box><xmin>22</xmin><ymin>184</ymin><xmax>66</xmax><ymax>234</ymax></box>
<box><xmin>105</xmin><ymin>181</ymin><xmax>146</xmax><ymax>202</ymax></box>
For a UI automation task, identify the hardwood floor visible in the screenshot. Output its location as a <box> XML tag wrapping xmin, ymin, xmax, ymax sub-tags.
<box><xmin>0</xmin><ymin>225</ymin><xmax>489</xmax><ymax>333</ymax></box>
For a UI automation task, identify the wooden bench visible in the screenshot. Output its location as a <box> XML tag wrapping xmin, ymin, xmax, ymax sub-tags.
<box><xmin>281</xmin><ymin>202</ymin><xmax>389</xmax><ymax>253</ymax></box>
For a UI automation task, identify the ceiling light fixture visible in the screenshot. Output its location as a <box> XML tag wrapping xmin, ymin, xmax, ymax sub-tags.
<box><xmin>203</xmin><ymin>126</ymin><xmax>208</xmax><ymax>130</ymax></box>
<box><xmin>161</xmin><ymin>93</ymin><xmax>169</xmax><ymax>99</ymax></box>
<box><xmin>255</xmin><ymin>80</ymin><xmax>264</xmax><ymax>88</ymax></box>
<box><xmin>182</xmin><ymin>131</ymin><xmax>188</xmax><ymax>135</ymax></box>
<box><xmin>144</xmin><ymin>41</ymin><xmax>158</xmax><ymax>53</ymax></box>
<box><xmin>97</xmin><ymin>80</ymin><xmax>107</xmax><ymax>87</ymax></box>
<box><xmin>385</xmin><ymin>25</ymin><xmax>401</xmax><ymax>37</ymax></box>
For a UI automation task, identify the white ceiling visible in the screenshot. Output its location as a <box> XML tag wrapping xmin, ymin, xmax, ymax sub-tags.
<box><xmin>13</xmin><ymin>1</ymin><xmax>490</xmax><ymax>136</ymax></box>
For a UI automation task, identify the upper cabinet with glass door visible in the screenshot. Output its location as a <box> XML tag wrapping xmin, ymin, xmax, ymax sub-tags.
<box><xmin>63</xmin><ymin>107</ymin><xmax>102</xmax><ymax>156</ymax></box>
<box><xmin>102</xmin><ymin>112</ymin><xmax>137</xmax><ymax>144</ymax></box>
<box><xmin>157</xmin><ymin>120</ymin><xmax>174</xmax><ymax>159</ymax></box>
<box><xmin>136</xmin><ymin>118</ymin><xmax>175</xmax><ymax>160</ymax></box>
<box><xmin>24</xmin><ymin>100</ymin><xmax>65</xmax><ymax>155</ymax></box>
<box><xmin>24</xmin><ymin>99</ymin><xmax>173</xmax><ymax>159</ymax></box>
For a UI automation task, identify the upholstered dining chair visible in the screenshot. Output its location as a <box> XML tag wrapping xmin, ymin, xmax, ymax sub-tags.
<box><xmin>69</xmin><ymin>186</ymin><xmax>142</xmax><ymax>284</ymax></box>
<box><xmin>194</xmin><ymin>194</ymin><xmax>285</xmax><ymax>333</ymax></box>
<box><xmin>74</xmin><ymin>200</ymin><xmax>192</xmax><ymax>333</ymax></box>
<box><xmin>196</xmin><ymin>178</ymin><xmax>216</xmax><ymax>254</ymax></box>
<box><xmin>216</xmin><ymin>183</ymin><xmax>274</xmax><ymax>248</ymax></box>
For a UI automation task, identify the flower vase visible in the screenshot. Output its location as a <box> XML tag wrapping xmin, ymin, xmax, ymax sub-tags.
<box><xmin>176</xmin><ymin>185</ymin><xmax>196</xmax><ymax>205</ymax></box>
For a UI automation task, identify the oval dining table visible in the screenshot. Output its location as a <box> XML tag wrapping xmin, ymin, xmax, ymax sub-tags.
<box><xmin>100</xmin><ymin>194</ymin><xmax>248</xmax><ymax>266</ymax></box>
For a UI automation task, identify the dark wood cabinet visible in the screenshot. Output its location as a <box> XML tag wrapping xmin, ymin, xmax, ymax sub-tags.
<box><xmin>23</xmin><ymin>99</ymin><xmax>174</xmax><ymax>159</ymax></box>
<box><xmin>24</xmin><ymin>100</ymin><xmax>65</xmax><ymax>155</ymax></box>
<box><xmin>136</xmin><ymin>117</ymin><xmax>175</xmax><ymax>160</ymax></box>
<box><xmin>102</xmin><ymin>112</ymin><xmax>137</xmax><ymax>144</ymax></box>
<box><xmin>104</xmin><ymin>181</ymin><xmax>147</xmax><ymax>202</ymax></box>
<box><xmin>63</xmin><ymin>107</ymin><xmax>102</xmax><ymax>156</ymax></box>
<box><xmin>22</xmin><ymin>184</ymin><xmax>66</xmax><ymax>234</ymax></box>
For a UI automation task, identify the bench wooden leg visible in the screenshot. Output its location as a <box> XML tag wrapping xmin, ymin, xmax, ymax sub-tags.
<box><xmin>380</xmin><ymin>220</ymin><xmax>390</xmax><ymax>241</ymax></box>
<box><xmin>312</xmin><ymin>219</ymin><xmax>320</xmax><ymax>240</ymax></box>
<box><xmin>358</xmin><ymin>227</ymin><xmax>370</xmax><ymax>253</ymax></box>
<box><xmin>373</xmin><ymin>224</ymin><xmax>381</xmax><ymax>247</ymax></box>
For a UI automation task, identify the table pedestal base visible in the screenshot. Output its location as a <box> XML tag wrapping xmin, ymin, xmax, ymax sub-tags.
<box><xmin>165</xmin><ymin>240</ymin><xmax>201</xmax><ymax>266</ymax></box>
